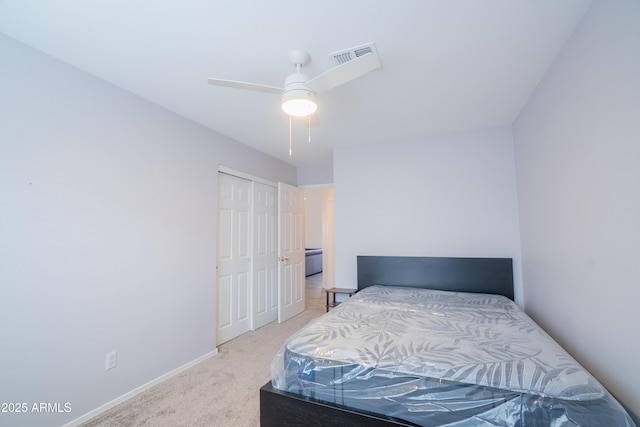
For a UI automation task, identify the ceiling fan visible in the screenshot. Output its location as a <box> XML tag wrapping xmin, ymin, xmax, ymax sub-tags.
<box><xmin>207</xmin><ymin>47</ymin><xmax>382</xmax><ymax>118</ymax></box>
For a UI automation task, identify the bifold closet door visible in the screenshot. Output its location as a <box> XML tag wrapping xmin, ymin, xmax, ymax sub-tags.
<box><xmin>252</xmin><ymin>182</ymin><xmax>278</xmax><ymax>329</ymax></box>
<box><xmin>217</xmin><ymin>173</ymin><xmax>251</xmax><ymax>344</ymax></box>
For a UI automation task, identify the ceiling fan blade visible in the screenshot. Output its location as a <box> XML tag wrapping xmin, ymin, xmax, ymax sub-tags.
<box><xmin>305</xmin><ymin>53</ymin><xmax>381</xmax><ymax>93</ymax></box>
<box><xmin>207</xmin><ymin>78</ymin><xmax>282</xmax><ymax>94</ymax></box>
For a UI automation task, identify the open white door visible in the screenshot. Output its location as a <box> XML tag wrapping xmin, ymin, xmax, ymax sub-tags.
<box><xmin>278</xmin><ymin>182</ymin><xmax>305</xmax><ymax>323</ymax></box>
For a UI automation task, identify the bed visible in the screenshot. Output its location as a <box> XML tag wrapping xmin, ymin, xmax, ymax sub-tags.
<box><xmin>260</xmin><ymin>256</ymin><xmax>634</xmax><ymax>426</ymax></box>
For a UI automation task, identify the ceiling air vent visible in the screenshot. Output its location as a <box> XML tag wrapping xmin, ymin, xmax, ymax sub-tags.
<box><xmin>330</xmin><ymin>42</ymin><xmax>379</xmax><ymax>65</ymax></box>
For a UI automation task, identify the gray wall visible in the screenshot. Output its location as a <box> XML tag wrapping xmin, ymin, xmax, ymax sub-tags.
<box><xmin>333</xmin><ymin>126</ymin><xmax>524</xmax><ymax>304</ymax></box>
<box><xmin>513</xmin><ymin>0</ymin><xmax>640</xmax><ymax>418</ymax></box>
<box><xmin>0</xmin><ymin>34</ymin><xmax>296</xmax><ymax>427</ymax></box>
<box><xmin>297</xmin><ymin>162</ymin><xmax>333</xmax><ymax>187</ymax></box>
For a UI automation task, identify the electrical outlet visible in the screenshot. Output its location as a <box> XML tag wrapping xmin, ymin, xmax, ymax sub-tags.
<box><xmin>105</xmin><ymin>351</ymin><xmax>117</xmax><ymax>370</ymax></box>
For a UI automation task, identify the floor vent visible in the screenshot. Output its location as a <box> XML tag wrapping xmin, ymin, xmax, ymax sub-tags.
<box><xmin>330</xmin><ymin>42</ymin><xmax>379</xmax><ymax>65</ymax></box>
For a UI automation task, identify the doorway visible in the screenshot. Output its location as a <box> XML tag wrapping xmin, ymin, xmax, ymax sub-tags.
<box><xmin>303</xmin><ymin>186</ymin><xmax>335</xmax><ymax>289</ymax></box>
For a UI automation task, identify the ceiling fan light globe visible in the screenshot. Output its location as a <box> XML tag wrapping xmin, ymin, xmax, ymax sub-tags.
<box><xmin>282</xmin><ymin>98</ymin><xmax>317</xmax><ymax>117</ymax></box>
<box><xmin>281</xmin><ymin>88</ymin><xmax>317</xmax><ymax>117</ymax></box>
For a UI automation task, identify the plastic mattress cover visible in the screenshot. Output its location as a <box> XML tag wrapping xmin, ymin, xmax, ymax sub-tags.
<box><xmin>271</xmin><ymin>285</ymin><xmax>635</xmax><ymax>426</ymax></box>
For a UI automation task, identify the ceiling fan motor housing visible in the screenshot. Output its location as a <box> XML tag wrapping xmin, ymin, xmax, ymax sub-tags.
<box><xmin>282</xmin><ymin>73</ymin><xmax>317</xmax><ymax>116</ymax></box>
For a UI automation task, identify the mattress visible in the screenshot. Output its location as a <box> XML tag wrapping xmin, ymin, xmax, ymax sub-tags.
<box><xmin>271</xmin><ymin>285</ymin><xmax>634</xmax><ymax>426</ymax></box>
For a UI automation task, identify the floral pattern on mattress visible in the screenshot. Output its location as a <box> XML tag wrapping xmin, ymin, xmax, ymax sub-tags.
<box><xmin>280</xmin><ymin>285</ymin><xmax>605</xmax><ymax>401</ymax></box>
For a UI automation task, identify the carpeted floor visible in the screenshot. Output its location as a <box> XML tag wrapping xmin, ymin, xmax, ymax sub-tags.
<box><xmin>81</xmin><ymin>274</ymin><xmax>326</xmax><ymax>427</ymax></box>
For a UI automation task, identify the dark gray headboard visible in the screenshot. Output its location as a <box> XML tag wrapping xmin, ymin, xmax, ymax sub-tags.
<box><xmin>357</xmin><ymin>256</ymin><xmax>514</xmax><ymax>300</ymax></box>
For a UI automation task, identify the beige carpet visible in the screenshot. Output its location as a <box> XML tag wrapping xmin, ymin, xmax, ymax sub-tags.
<box><xmin>81</xmin><ymin>275</ymin><xmax>326</xmax><ymax>427</ymax></box>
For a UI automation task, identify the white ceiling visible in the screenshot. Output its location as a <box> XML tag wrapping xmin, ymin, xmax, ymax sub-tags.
<box><xmin>0</xmin><ymin>0</ymin><xmax>593</xmax><ymax>169</ymax></box>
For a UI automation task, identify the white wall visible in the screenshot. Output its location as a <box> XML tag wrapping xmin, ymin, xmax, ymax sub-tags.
<box><xmin>304</xmin><ymin>188</ymin><xmax>325</xmax><ymax>249</ymax></box>
<box><xmin>0</xmin><ymin>34</ymin><xmax>296</xmax><ymax>427</ymax></box>
<box><xmin>513</xmin><ymin>0</ymin><xmax>640</xmax><ymax>418</ymax></box>
<box><xmin>333</xmin><ymin>126</ymin><xmax>523</xmax><ymax>304</ymax></box>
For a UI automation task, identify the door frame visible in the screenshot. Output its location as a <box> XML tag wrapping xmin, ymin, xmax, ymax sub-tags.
<box><xmin>219</xmin><ymin>165</ymin><xmax>277</xmax><ymax>188</ymax></box>
<box><xmin>216</xmin><ymin>166</ymin><xmax>282</xmax><ymax>340</ymax></box>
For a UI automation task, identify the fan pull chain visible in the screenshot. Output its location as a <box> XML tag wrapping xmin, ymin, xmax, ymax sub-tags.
<box><xmin>308</xmin><ymin>115</ymin><xmax>311</xmax><ymax>144</ymax></box>
<box><xmin>289</xmin><ymin>115</ymin><xmax>292</xmax><ymax>156</ymax></box>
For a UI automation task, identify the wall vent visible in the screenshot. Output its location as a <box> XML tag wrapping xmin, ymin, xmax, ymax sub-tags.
<box><xmin>330</xmin><ymin>42</ymin><xmax>379</xmax><ymax>65</ymax></box>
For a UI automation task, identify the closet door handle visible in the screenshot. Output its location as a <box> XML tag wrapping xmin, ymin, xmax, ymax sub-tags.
<box><xmin>279</xmin><ymin>256</ymin><xmax>289</xmax><ymax>262</ymax></box>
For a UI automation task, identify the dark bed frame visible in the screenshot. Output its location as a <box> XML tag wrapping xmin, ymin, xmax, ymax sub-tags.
<box><xmin>356</xmin><ymin>255</ymin><xmax>514</xmax><ymax>300</ymax></box>
<box><xmin>260</xmin><ymin>255</ymin><xmax>514</xmax><ymax>427</ymax></box>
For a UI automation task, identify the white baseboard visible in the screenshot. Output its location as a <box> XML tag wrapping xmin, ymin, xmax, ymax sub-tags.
<box><xmin>62</xmin><ymin>349</ymin><xmax>219</xmax><ymax>427</ymax></box>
